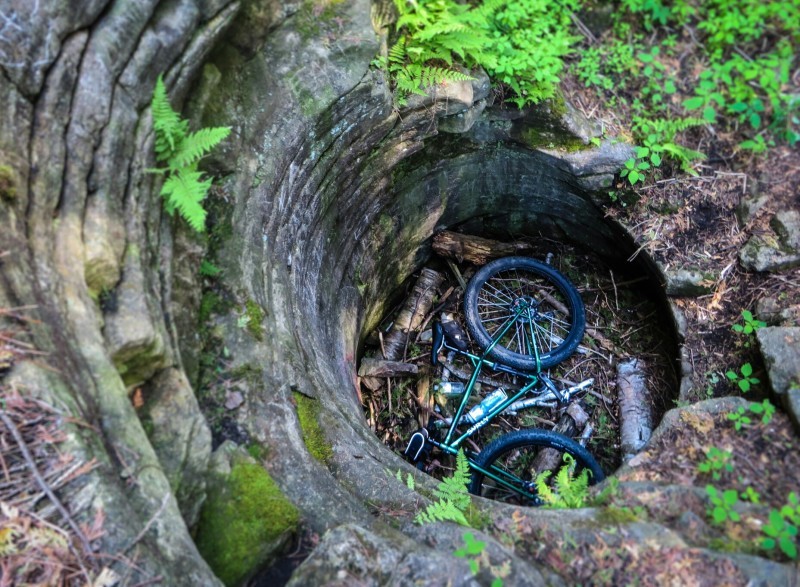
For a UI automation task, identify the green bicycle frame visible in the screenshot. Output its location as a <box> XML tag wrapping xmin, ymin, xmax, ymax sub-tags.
<box><xmin>425</xmin><ymin>300</ymin><xmax>553</xmax><ymax>499</ymax></box>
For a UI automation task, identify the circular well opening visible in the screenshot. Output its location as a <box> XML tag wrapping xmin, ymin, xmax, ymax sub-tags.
<box><xmin>355</xmin><ymin>137</ymin><xmax>679</xmax><ymax>477</ymax></box>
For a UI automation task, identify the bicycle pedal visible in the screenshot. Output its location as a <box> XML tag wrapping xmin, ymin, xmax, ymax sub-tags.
<box><xmin>404</xmin><ymin>428</ymin><xmax>429</xmax><ymax>463</ymax></box>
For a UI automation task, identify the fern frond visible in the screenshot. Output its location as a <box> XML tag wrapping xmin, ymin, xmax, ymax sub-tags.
<box><xmin>433</xmin><ymin>449</ymin><xmax>471</xmax><ymax>510</ymax></box>
<box><xmin>170</xmin><ymin>126</ymin><xmax>232</xmax><ymax>170</ymax></box>
<box><xmin>160</xmin><ymin>168</ymin><xmax>209</xmax><ymax>232</ymax></box>
<box><xmin>414</xmin><ymin>449</ymin><xmax>472</xmax><ymax>526</ymax></box>
<box><xmin>415</xmin><ymin>21</ymin><xmax>470</xmax><ymax>41</ymax></box>
<box><xmin>419</xmin><ymin>66</ymin><xmax>474</xmax><ymax>89</ymax></box>
<box><xmin>415</xmin><ymin>500</ymin><xmax>469</xmax><ymax>525</ymax></box>
<box><xmin>388</xmin><ymin>37</ymin><xmax>408</xmax><ymax>65</ymax></box>
<box><xmin>151</xmin><ymin>76</ymin><xmax>186</xmax><ymax>161</ymax></box>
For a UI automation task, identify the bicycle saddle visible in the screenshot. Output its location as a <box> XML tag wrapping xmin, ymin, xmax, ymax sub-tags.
<box><xmin>431</xmin><ymin>318</ymin><xmax>469</xmax><ymax>366</ymax></box>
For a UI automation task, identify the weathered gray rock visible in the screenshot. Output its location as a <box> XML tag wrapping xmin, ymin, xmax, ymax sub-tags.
<box><xmin>756</xmin><ymin>296</ymin><xmax>800</xmax><ymax>326</ymax></box>
<box><xmin>140</xmin><ymin>367</ymin><xmax>212</xmax><ymax>526</ymax></box>
<box><xmin>664</xmin><ymin>268</ymin><xmax>715</xmax><ymax>296</ymax></box>
<box><xmin>287</xmin><ymin>524</ymin><xmax>479</xmax><ymax>587</ymax></box>
<box><xmin>560</xmin><ymin>139</ymin><xmax>636</xmax><ymax>193</ymax></box>
<box><xmin>740</xmin><ymin>210</ymin><xmax>800</xmax><ymax>272</ymax></box>
<box><xmin>104</xmin><ymin>247</ymin><xmax>170</xmax><ymax>388</ymax></box>
<box><xmin>757</xmin><ymin>327</ymin><xmax>800</xmax><ymax>429</ymax></box>
<box><xmin>439</xmin><ymin>98</ymin><xmax>487</xmax><ymax>133</ymax></box>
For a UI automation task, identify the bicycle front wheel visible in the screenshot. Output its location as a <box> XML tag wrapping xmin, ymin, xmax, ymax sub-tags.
<box><xmin>468</xmin><ymin>428</ymin><xmax>605</xmax><ymax>506</ymax></box>
<box><xmin>464</xmin><ymin>256</ymin><xmax>585</xmax><ymax>371</ymax></box>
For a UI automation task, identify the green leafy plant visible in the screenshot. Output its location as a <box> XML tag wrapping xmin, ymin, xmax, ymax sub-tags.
<box><xmin>199</xmin><ymin>260</ymin><xmax>222</xmax><ymax>277</ymax></box>
<box><xmin>395</xmin><ymin>468</ymin><xmax>416</xmax><ymax>490</ymax></box>
<box><xmin>727</xmin><ymin>399</ymin><xmax>776</xmax><ymax>432</ymax></box>
<box><xmin>762</xmin><ymin>492</ymin><xmax>799</xmax><ymax>559</ymax></box>
<box><xmin>726</xmin><ymin>406</ymin><xmax>752</xmax><ymax>431</ymax></box>
<box><xmin>381</xmin><ymin>0</ymin><xmax>581</xmax><ymax>108</ymax></box>
<box><xmin>375</xmin><ymin>36</ymin><xmax>477</xmax><ymax>105</ymax></box>
<box><xmin>415</xmin><ymin>449</ymin><xmax>471</xmax><ymax>525</ymax></box>
<box><xmin>683</xmin><ymin>71</ymin><xmax>726</xmax><ymax>123</ymax></box>
<box><xmin>740</xmin><ymin>486</ymin><xmax>761</xmax><ymax>505</ymax></box>
<box><xmin>726</xmin><ymin>363</ymin><xmax>760</xmax><ymax>392</ymax></box>
<box><xmin>706</xmin><ymin>485</ymin><xmax>741</xmax><ymax>525</ymax></box>
<box><xmin>697</xmin><ymin>446</ymin><xmax>733</xmax><ymax>480</ymax></box>
<box><xmin>454</xmin><ymin>532</ymin><xmax>507</xmax><ymax>587</ymax></box>
<box><xmin>534</xmin><ymin>453</ymin><xmax>590</xmax><ymax>508</ymax></box>
<box><xmin>749</xmin><ymin>399</ymin><xmax>776</xmax><ymax>425</ymax></box>
<box><xmin>732</xmin><ymin>310</ymin><xmax>766</xmax><ymax>336</ymax></box>
<box><xmin>150</xmin><ymin>75</ymin><xmax>230</xmax><ymax>232</ymax></box>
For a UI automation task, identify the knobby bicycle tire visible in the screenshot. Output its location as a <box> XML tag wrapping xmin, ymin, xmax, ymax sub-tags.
<box><xmin>464</xmin><ymin>256</ymin><xmax>585</xmax><ymax>371</ymax></box>
<box><xmin>468</xmin><ymin>428</ymin><xmax>605</xmax><ymax>505</ymax></box>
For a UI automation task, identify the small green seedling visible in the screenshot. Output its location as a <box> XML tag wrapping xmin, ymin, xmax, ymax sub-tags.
<box><xmin>732</xmin><ymin>310</ymin><xmax>766</xmax><ymax>345</ymax></box>
<box><xmin>706</xmin><ymin>485</ymin><xmax>741</xmax><ymax>525</ymax></box>
<box><xmin>454</xmin><ymin>532</ymin><xmax>507</xmax><ymax>587</ymax></box>
<box><xmin>741</xmin><ymin>486</ymin><xmax>761</xmax><ymax>504</ymax></box>
<box><xmin>726</xmin><ymin>363</ymin><xmax>760</xmax><ymax>392</ymax></box>
<box><xmin>749</xmin><ymin>399</ymin><xmax>775</xmax><ymax>425</ymax></box>
<box><xmin>454</xmin><ymin>532</ymin><xmax>486</xmax><ymax>575</ymax></box>
<box><xmin>762</xmin><ymin>493</ymin><xmax>799</xmax><ymax>559</ymax></box>
<box><xmin>697</xmin><ymin>447</ymin><xmax>734</xmax><ymax>480</ymax></box>
<box><xmin>727</xmin><ymin>406</ymin><xmax>752</xmax><ymax>431</ymax></box>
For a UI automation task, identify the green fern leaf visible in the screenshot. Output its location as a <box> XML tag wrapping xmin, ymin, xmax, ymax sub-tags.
<box><xmin>415</xmin><ymin>449</ymin><xmax>472</xmax><ymax>526</ymax></box>
<box><xmin>170</xmin><ymin>126</ymin><xmax>232</xmax><ymax>170</ymax></box>
<box><xmin>151</xmin><ymin>75</ymin><xmax>187</xmax><ymax>161</ymax></box>
<box><xmin>388</xmin><ymin>37</ymin><xmax>408</xmax><ymax>65</ymax></box>
<box><xmin>160</xmin><ymin>168</ymin><xmax>209</xmax><ymax>232</ymax></box>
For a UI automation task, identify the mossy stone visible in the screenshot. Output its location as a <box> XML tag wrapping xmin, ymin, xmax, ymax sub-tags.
<box><xmin>195</xmin><ymin>459</ymin><xmax>299</xmax><ymax>586</ymax></box>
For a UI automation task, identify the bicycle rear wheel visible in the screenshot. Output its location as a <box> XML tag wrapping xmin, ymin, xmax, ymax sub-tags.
<box><xmin>464</xmin><ymin>256</ymin><xmax>585</xmax><ymax>371</ymax></box>
<box><xmin>468</xmin><ymin>428</ymin><xmax>605</xmax><ymax>506</ymax></box>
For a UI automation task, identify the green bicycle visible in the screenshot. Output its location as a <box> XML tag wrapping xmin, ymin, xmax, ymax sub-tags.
<box><xmin>404</xmin><ymin>256</ymin><xmax>605</xmax><ymax>505</ymax></box>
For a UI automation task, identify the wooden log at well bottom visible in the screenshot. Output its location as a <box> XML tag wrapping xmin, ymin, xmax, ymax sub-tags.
<box><xmin>358</xmin><ymin>358</ymin><xmax>419</xmax><ymax>378</ymax></box>
<box><xmin>382</xmin><ymin>268</ymin><xmax>444</xmax><ymax>361</ymax></box>
<box><xmin>533</xmin><ymin>402</ymin><xmax>590</xmax><ymax>473</ymax></box>
<box><xmin>432</xmin><ymin>231</ymin><xmax>532</xmax><ymax>265</ymax></box>
<box><xmin>617</xmin><ymin>358</ymin><xmax>653</xmax><ymax>461</ymax></box>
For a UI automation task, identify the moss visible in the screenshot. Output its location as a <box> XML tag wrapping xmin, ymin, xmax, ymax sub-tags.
<box><xmin>295</xmin><ymin>0</ymin><xmax>346</xmax><ymax>40</ymax></box>
<box><xmin>293</xmin><ymin>391</ymin><xmax>334</xmax><ymax>464</ymax></box>
<box><xmin>519</xmin><ymin>127</ymin><xmax>588</xmax><ymax>152</ymax></box>
<box><xmin>0</xmin><ymin>165</ymin><xmax>17</xmax><ymax>201</ymax></box>
<box><xmin>198</xmin><ymin>292</ymin><xmax>222</xmax><ymax>324</ymax></box>
<box><xmin>596</xmin><ymin>505</ymin><xmax>641</xmax><ymax>525</ymax></box>
<box><xmin>244</xmin><ymin>299</ymin><xmax>265</xmax><ymax>341</ymax></box>
<box><xmin>246</xmin><ymin>443</ymin><xmax>269</xmax><ymax>461</ymax></box>
<box><xmin>195</xmin><ymin>460</ymin><xmax>299</xmax><ymax>586</ymax></box>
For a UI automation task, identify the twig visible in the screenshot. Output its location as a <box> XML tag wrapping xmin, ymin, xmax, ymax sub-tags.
<box><xmin>447</xmin><ymin>260</ymin><xmax>467</xmax><ymax>291</ymax></box>
<box><xmin>0</xmin><ymin>411</ymin><xmax>94</xmax><ymax>556</ymax></box>
<box><xmin>609</xmin><ymin>269</ymin><xmax>619</xmax><ymax>310</ymax></box>
<box><xmin>569</xmin><ymin>12</ymin><xmax>598</xmax><ymax>44</ymax></box>
<box><xmin>122</xmin><ymin>492</ymin><xmax>171</xmax><ymax>554</ymax></box>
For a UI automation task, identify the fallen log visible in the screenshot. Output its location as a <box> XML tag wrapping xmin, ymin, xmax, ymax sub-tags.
<box><xmin>533</xmin><ymin>402</ymin><xmax>590</xmax><ymax>472</ymax></box>
<box><xmin>358</xmin><ymin>358</ymin><xmax>419</xmax><ymax>378</ymax></box>
<box><xmin>432</xmin><ymin>231</ymin><xmax>532</xmax><ymax>265</ymax></box>
<box><xmin>383</xmin><ymin>268</ymin><xmax>444</xmax><ymax>361</ymax></box>
<box><xmin>617</xmin><ymin>358</ymin><xmax>652</xmax><ymax>461</ymax></box>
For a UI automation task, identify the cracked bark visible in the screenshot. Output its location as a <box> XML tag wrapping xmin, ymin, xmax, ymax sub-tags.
<box><xmin>0</xmin><ymin>1</ymin><xmax>239</xmax><ymax>584</ymax></box>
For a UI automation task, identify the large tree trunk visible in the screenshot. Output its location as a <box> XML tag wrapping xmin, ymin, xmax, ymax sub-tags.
<box><xmin>0</xmin><ymin>1</ymin><xmax>241</xmax><ymax>583</ymax></box>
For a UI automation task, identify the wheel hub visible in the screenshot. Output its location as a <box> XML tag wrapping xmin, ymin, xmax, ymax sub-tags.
<box><xmin>511</xmin><ymin>296</ymin><xmax>539</xmax><ymax>323</ymax></box>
